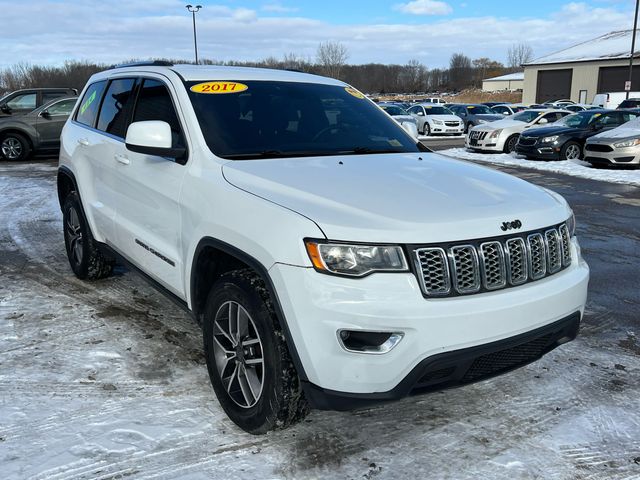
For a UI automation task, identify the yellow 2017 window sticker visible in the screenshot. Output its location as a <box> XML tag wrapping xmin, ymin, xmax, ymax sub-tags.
<box><xmin>345</xmin><ymin>87</ymin><xmax>365</xmax><ymax>99</ymax></box>
<box><xmin>190</xmin><ymin>82</ymin><xmax>248</xmax><ymax>94</ymax></box>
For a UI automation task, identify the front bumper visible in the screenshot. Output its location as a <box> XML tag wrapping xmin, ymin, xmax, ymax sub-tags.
<box><xmin>430</xmin><ymin>122</ymin><xmax>464</xmax><ymax>135</ymax></box>
<box><xmin>515</xmin><ymin>142</ymin><xmax>560</xmax><ymax>160</ymax></box>
<box><xmin>465</xmin><ymin>131</ymin><xmax>504</xmax><ymax>152</ymax></box>
<box><xmin>584</xmin><ymin>146</ymin><xmax>640</xmax><ymax>165</ymax></box>
<box><xmin>269</xmin><ymin>238</ymin><xmax>589</xmax><ymax>400</ymax></box>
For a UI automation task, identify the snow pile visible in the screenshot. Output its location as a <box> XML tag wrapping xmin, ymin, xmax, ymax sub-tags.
<box><xmin>440</xmin><ymin>148</ymin><xmax>640</xmax><ymax>187</ymax></box>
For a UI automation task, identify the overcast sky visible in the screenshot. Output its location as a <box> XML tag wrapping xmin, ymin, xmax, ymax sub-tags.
<box><xmin>0</xmin><ymin>0</ymin><xmax>635</xmax><ymax>68</ymax></box>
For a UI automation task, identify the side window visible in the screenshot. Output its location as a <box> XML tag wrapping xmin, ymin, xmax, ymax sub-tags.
<box><xmin>132</xmin><ymin>79</ymin><xmax>185</xmax><ymax>148</ymax></box>
<box><xmin>42</xmin><ymin>92</ymin><xmax>64</xmax><ymax>104</ymax></box>
<box><xmin>542</xmin><ymin>112</ymin><xmax>560</xmax><ymax>123</ymax></box>
<box><xmin>620</xmin><ymin>111</ymin><xmax>639</xmax><ymax>123</ymax></box>
<box><xmin>76</xmin><ymin>81</ymin><xmax>107</xmax><ymax>127</ymax></box>
<box><xmin>96</xmin><ymin>78</ymin><xmax>137</xmax><ymax>138</ymax></box>
<box><xmin>7</xmin><ymin>93</ymin><xmax>36</xmax><ymax>110</ymax></box>
<box><xmin>46</xmin><ymin>99</ymin><xmax>76</xmax><ymax>116</ymax></box>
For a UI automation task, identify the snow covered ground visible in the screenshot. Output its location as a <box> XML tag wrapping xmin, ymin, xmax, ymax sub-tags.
<box><xmin>1</xmin><ymin>160</ymin><xmax>640</xmax><ymax>480</ymax></box>
<box><xmin>440</xmin><ymin>148</ymin><xmax>640</xmax><ymax>187</ymax></box>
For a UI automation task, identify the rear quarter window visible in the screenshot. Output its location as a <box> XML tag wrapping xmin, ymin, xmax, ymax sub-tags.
<box><xmin>75</xmin><ymin>81</ymin><xmax>107</xmax><ymax>128</ymax></box>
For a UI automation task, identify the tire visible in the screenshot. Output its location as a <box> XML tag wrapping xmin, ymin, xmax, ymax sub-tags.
<box><xmin>560</xmin><ymin>141</ymin><xmax>582</xmax><ymax>161</ymax></box>
<box><xmin>1</xmin><ymin>132</ymin><xmax>31</xmax><ymax>161</ymax></box>
<box><xmin>203</xmin><ymin>269</ymin><xmax>309</xmax><ymax>434</ymax></box>
<box><xmin>504</xmin><ymin>134</ymin><xmax>519</xmax><ymax>153</ymax></box>
<box><xmin>423</xmin><ymin>123</ymin><xmax>431</xmax><ymax>136</ymax></box>
<box><xmin>62</xmin><ymin>192</ymin><xmax>114</xmax><ymax>280</ymax></box>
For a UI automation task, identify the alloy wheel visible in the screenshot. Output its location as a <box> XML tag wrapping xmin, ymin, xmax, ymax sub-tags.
<box><xmin>65</xmin><ymin>207</ymin><xmax>84</xmax><ymax>266</ymax></box>
<box><xmin>1</xmin><ymin>137</ymin><xmax>22</xmax><ymax>160</ymax></box>
<box><xmin>213</xmin><ymin>300</ymin><xmax>264</xmax><ymax>408</ymax></box>
<box><xmin>565</xmin><ymin>144</ymin><xmax>581</xmax><ymax>160</ymax></box>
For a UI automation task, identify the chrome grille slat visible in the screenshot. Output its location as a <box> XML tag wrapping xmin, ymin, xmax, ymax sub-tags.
<box><xmin>505</xmin><ymin>238</ymin><xmax>528</xmax><ymax>285</ymax></box>
<box><xmin>449</xmin><ymin>245</ymin><xmax>481</xmax><ymax>294</ymax></box>
<box><xmin>414</xmin><ymin>223</ymin><xmax>572</xmax><ymax>298</ymax></box>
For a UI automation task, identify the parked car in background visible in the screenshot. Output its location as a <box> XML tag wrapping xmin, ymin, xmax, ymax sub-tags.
<box><xmin>515</xmin><ymin>109</ymin><xmax>639</xmax><ymax>161</ymax></box>
<box><xmin>564</xmin><ymin>104</ymin><xmax>600</xmax><ymax>113</ymax></box>
<box><xmin>0</xmin><ymin>88</ymin><xmax>77</xmax><ymax>117</ymax></box>
<box><xmin>584</xmin><ymin>116</ymin><xmax>640</xmax><ymax>167</ymax></box>
<box><xmin>423</xmin><ymin>97</ymin><xmax>446</xmax><ymax>104</ymax></box>
<box><xmin>482</xmin><ymin>102</ymin><xmax>506</xmax><ymax>107</ymax></box>
<box><xmin>378</xmin><ymin>103</ymin><xmax>419</xmax><ymax>139</ymax></box>
<box><xmin>491</xmin><ymin>104</ymin><xmax>527</xmax><ymax>116</ymax></box>
<box><xmin>616</xmin><ymin>98</ymin><xmax>640</xmax><ymax>110</ymax></box>
<box><xmin>407</xmin><ymin>104</ymin><xmax>464</xmax><ymax>136</ymax></box>
<box><xmin>543</xmin><ymin>100</ymin><xmax>575</xmax><ymax>107</ymax></box>
<box><xmin>448</xmin><ymin>104</ymin><xmax>504</xmax><ymax>132</ymax></box>
<box><xmin>0</xmin><ymin>96</ymin><xmax>77</xmax><ymax>160</ymax></box>
<box><xmin>593</xmin><ymin>92</ymin><xmax>640</xmax><ymax>109</ymax></box>
<box><xmin>467</xmin><ymin>109</ymin><xmax>570</xmax><ymax>153</ymax></box>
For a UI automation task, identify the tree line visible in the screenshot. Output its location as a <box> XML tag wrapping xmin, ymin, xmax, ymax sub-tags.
<box><xmin>0</xmin><ymin>42</ymin><xmax>533</xmax><ymax>96</ymax></box>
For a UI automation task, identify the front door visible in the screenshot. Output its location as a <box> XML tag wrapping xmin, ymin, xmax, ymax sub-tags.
<box><xmin>111</xmin><ymin>77</ymin><xmax>189</xmax><ymax>297</ymax></box>
<box><xmin>36</xmin><ymin>98</ymin><xmax>77</xmax><ymax>148</ymax></box>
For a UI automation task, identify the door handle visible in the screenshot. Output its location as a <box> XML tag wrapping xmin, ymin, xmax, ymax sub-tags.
<box><xmin>115</xmin><ymin>154</ymin><xmax>130</xmax><ymax>165</ymax></box>
<box><xmin>77</xmin><ymin>138</ymin><xmax>90</xmax><ymax>146</ymax></box>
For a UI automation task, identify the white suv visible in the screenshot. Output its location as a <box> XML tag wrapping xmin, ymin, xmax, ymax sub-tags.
<box><xmin>57</xmin><ymin>62</ymin><xmax>589</xmax><ymax>434</ymax></box>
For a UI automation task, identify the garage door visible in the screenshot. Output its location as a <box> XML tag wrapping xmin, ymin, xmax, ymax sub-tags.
<box><xmin>536</xmin><ymin>69</ymin><xmax>573</xmax><ymax>103</ymax></box>
<box><xmin>597</xmin><ymin>66</ymin><xmax>640</xmax><ymax>93</ymax></box>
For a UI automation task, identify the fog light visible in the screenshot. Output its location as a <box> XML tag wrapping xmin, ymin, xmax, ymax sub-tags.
<box><xmin>337</xmin><ymin>330</ymin><xmax>404</xmax><ymax>354</ymax></box>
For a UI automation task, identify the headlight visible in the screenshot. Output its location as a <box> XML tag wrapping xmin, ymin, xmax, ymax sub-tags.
<box><xmin>489</xmin><ymin>129</ymin><xmax>503</xmax><ymax>139</ymax></box>
<box><xmin>304</xmin><ymin>240</ymin><xmax>408</xmax><ymax>276</ymax></box>
<box><xmin>566</xmin><ymin>211</ymin><xmax>576</xmax><ymax>237</ymax></box>
<box><xmin>477</xmin><ymin>119</ymin><xmax>487</xmax><ymax>124</ymax></box>
<box><xmin>613</xmin><ymin>138</ymin><xmax>640</xmax><ymax>148</ymax></box>
<box><xmin>432</xmin><ymin>119</ymin><xmax>444</xmax><ymax>125</ymax></box>
<box><xmin>542</xmin><ymin>135</ymin><xmax>559</xmax><ymax>143</ymax></box>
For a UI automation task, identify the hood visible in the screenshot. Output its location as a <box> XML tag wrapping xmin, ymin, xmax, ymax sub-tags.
<box><xmin>475</xmin><ymin>118</ymin><xmax>524</xmax><ymax>131</ymax></box>
<box><xmin>391</xmin><ymin>115</ymin><xmax>416</xmax><ymax>124</ymax></box>
<box><xmin>522</xmin><ymin>125</ymin><xmax>579</xmax><ymax>138</ymax></box>
<box><xmin>222</xmin><ymin>153</ymin><xmax>570</xmax><ymax>243</ymax></box>
<box><xmin>475</xmin><ymin>114</ymin><xmax>505</xmax><ymax>122</ymax></box>
<box><xmin>425</xmin><ymin>114</ymin><xmax>461</xmax><ymax>122</ymax></box>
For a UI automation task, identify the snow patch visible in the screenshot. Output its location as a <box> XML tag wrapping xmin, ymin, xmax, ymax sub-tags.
<box><xmin>439</xmin><ymin>148</ymin><xmax>640</xmax><ymax>187</ymax></box>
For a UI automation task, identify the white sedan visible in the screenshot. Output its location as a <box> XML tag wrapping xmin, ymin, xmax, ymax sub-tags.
<box><xmin>407</xmin><ymin>104</ymin><xmax>464</xmax><ymax>136</ymax></box>
<box><xmin>466</xmin><ymin>109</ymin><xmax>571</xmax><ymax>153</ymax></box>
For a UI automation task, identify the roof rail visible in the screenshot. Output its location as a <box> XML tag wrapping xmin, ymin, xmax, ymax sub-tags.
<box><xmin>107</xmin><ymin>60</ymin><xmax>174</xmax><ymax>70</ymax></box>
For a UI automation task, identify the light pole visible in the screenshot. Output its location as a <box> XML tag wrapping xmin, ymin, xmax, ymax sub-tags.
<box><xmin>186</xmin><ymin>4</ymin><xmax>202</xmax><ymax>65</ymax></box>
<box><xmin>626</xmin><ymin>0</ymin><xmax>639</xmax><ymax>100</ymax></box>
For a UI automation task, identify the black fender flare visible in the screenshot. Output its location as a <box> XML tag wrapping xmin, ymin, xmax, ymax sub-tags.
<box><xmin>190</xmin><ymin>237</ymin><xmax>309</xmax><ymax>382</ymax></box>
<box><xmin>56</xmin><ymin>165</ymin><xmax>79</xmax><ymax>209</ymax></box>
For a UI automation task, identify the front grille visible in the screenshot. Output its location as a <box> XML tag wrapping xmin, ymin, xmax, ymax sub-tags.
<box><xmin>470</xmin><ymin>131</ymin><xmax>488</xmax><ymax>140</ymax></box>
<box><xmin>461</xmin><ymin>333</ymin><xmax>553</xmax><ymax>382</ymax></box>
<box><xmin>414</xmin><ymin>222</ymin><xmax>572</xmax><ymax>297</ymax></box>
<box><xmin>445</xmin><ymin>121</ymin><xmax>460</xmax><ymax>127</ymax></box>
<box><xmin>585</xmin><ymin>143</ymin><xmax>613</xmax><ymax>152</ymax></box>
<box><xmin>518</xmin><ymin>136</ymin><xmax>537</xmax><ymax>146</ymax></box>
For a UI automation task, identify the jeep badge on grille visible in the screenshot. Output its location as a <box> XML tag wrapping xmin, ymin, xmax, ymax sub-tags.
<box><xmin>501</xmin><ymin>220</ymin><xmax>522</xmax><ymax>231</ymax></box>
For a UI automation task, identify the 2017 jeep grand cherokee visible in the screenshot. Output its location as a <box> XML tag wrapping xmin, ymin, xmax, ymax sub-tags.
<box><xmin>57</xmin><ymin>62</ymin><xmax>590</xmax><ymax>434</ymax></box>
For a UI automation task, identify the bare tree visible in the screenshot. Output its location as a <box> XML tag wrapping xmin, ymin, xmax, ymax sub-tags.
<box><xmin>449</xmin><ymin>53</ymin><xmax>472</xmax><ymax>91</ymax></box>
<box><xmin>316</xmin><ymin>41</ymin><xmax>349</xmax><ymax>79</ymax></box>
<box><xmin>507</xmin><ymin>43</ymin><xmax>534</xmax><ymax>70</ymax></box>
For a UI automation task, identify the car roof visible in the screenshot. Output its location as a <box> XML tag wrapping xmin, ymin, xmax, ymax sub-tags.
<box><xmin>97</xmin><ymin>64</ymin><xmax>345</xmax><ymax>87</ymax></box>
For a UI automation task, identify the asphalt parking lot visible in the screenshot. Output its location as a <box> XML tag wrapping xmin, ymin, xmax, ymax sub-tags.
<box><xmin>1</xmin><ymin>155</ymin><xmax>639</xmax><ymax>480</ymax></box>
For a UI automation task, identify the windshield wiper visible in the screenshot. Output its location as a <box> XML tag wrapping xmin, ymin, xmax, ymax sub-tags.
<box><xmin>340</xmin><ymin>147</ymin><xmax>405</xmax><ymax>155</ymax></box>
<box><xmin>223</xmin><ymin>150</ymin><xmax>335</xmax><ymax>160</ymax></box>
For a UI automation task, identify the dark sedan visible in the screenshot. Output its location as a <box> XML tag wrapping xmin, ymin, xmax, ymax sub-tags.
<box><xmin>0</xmin><ymin>96</ymin><xmax>77</xmax><ymax>161</ymax></box>
<box><xmin>515</xmin><ymin>109</ymin><xmax>639</xmax><ymax>161</ymax></box>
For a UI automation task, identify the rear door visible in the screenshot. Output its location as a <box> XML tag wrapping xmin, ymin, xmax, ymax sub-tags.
<box><xmin>111</xmin><ymin>77</ymin><xmax>189</xmax><ymax>296</ymax></box>
<box><xmin>36</xmin><ymin>98</ymin><xmax>77</xmax><ymax>148</ymax></box>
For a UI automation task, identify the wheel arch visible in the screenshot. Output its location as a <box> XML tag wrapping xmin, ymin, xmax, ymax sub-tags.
<box><xmin>0</xmin><ymin>127</ymin><xmax>36</xmax><ymax>150</ymax></box>
<box><xmin>190</xmin><ymin>236</ymin><xmax>309</xmax><ymax>382</ymax></box>
<box><xmin>57</xmin><ymin>166</ymin><xmax>78</xmax><ymax>210</ymax></box>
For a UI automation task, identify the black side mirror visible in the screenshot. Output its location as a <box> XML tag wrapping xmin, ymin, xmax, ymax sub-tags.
<box><xmin>40</xmin><ymin>110</ymin><xmax>51</xmax><ymax>118</ymax></box>
<box><xmin>1</xmin><ymin>104</ymin><xmax>11</xmax><ymax>114</ymax></box>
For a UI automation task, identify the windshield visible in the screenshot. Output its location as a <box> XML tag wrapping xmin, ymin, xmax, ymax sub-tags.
<box><xmin>423</xmin><ymin>106</ymin><xmax>453</xmax><ymax>115</ymax></box>
<box><xmin>467</xmin><ymin>105</ymin><xmax>493</xmax><ymax>115</ymax></box>
<box><xmin>555</xmin><ymin>112</ymin><xmax>602</xmax><ymax>128</ymax></box>
<box><xmin>186</xmin><ymin>81</ymin><xmax>420</xmax><ymax>159</ymax></box>
<box><xmin>380</xmin><ymin>105</ymin><xmax>408</xmax><ymax>116</ymax></box>
<box><xmin>512</xmin><ymin>110</ymin><xmax>544</xmax><ymax>123</ymax></box>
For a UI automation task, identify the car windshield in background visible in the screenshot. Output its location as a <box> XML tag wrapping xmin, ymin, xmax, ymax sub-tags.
<box><xmin>512</xmin><ymin>110</ymin><xmax>544</xmax><ymax>123</ymax></box>
<box><xmin>186</xmin><ymin>81</ymin><xmax>420</xmax><ymax>160</ymax></box>
<box><xmin>467</xmin><ymin>105</ymin><xmax>493</xmax><ymax>115</ymax></box>
<box><xmin>555</xmin><ymin>112</ymin><xmax>600</xmax><ymax>128</ymax></box>
<box><xmin>380</xmin><ymin>105</ymin><xmax>408</xmax><ymax>116</ymax></box>
<box><xmin>424</xmin><ymin>106</ymin><xmax>453</xmax><ymax>115</ymax></box>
